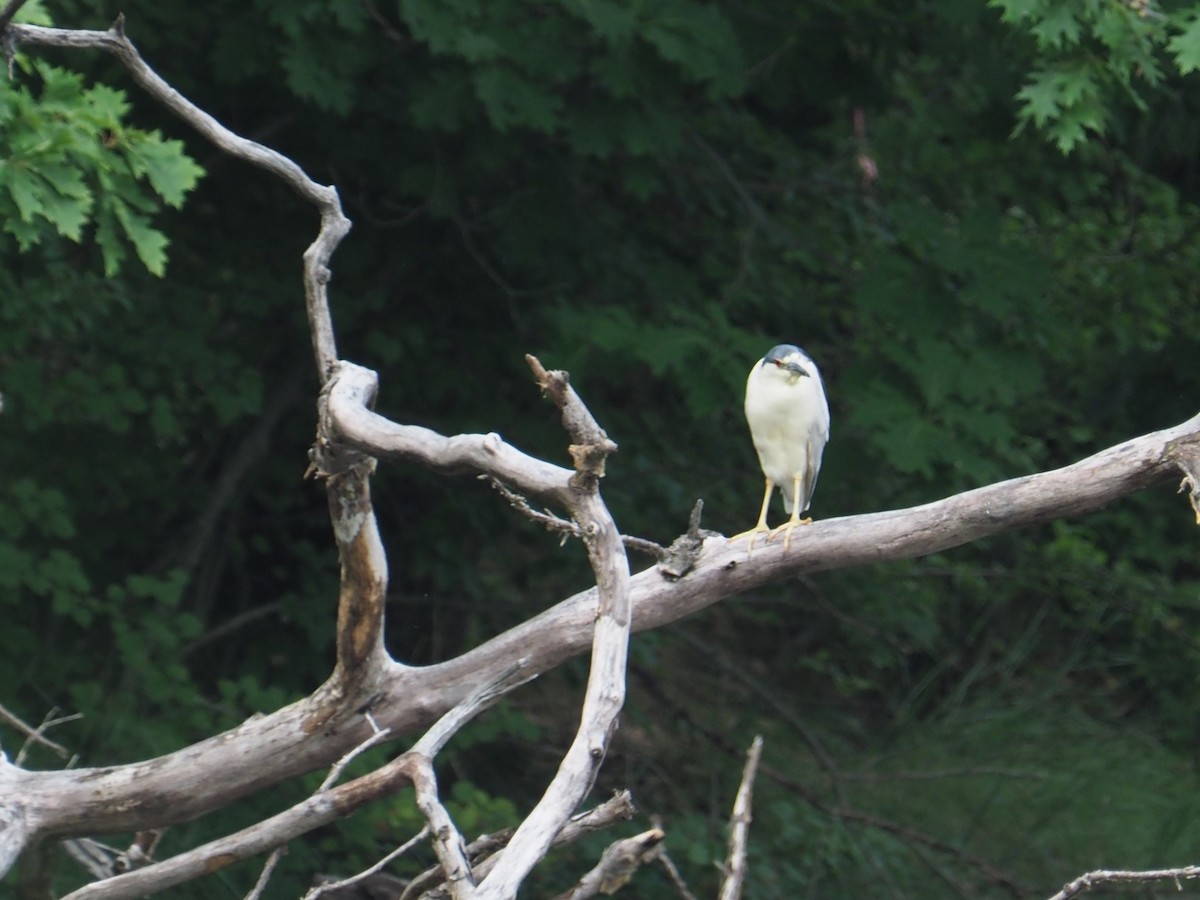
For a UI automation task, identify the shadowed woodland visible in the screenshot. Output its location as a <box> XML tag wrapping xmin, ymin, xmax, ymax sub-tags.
<box><xmin>5</xmin><ymin>0</ymin><xmax>1200</xmax><ymax>897</ymax></box>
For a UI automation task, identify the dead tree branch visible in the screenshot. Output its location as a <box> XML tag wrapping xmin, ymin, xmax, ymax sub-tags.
<box><xmin>718</xmin><ymin>735</ymin><xmax>763</xmax><ymax>900</ymax></box>
<box><xmin>1048</xmin><ymin>865</ymin><xmax>1200</xmax><ymax>899</ymax></box>
<box><xmin>552</xmin><ymin>828</ymin><xmax>665</xmax><ymax>900</ymax></box>
<box><xmin>402</xmin><ymin>791</ymin><xmax>637</xmax><ymax>899</ymax></box>
<box><xmin>2</xmin><ymin>411</ymin><xmax>1197</xmax><ymax>878</ymax></box>
<box><xmin>468</xmin><ymin>356</ymin><xmax>631</xmax><ymax>898</ymax></box>
<box><xmin>56</xmin><ymin>666</ymin><xmax>528</xmax><ymax>900</ymax></box>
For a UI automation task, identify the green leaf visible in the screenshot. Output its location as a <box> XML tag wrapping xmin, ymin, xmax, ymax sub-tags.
<box><xmin>472</xmin><ymin>65</ymin><xmax>562</xmax><ymax>131</ymax></box>
<box><xmin>1169</xmin><ymin>12</ymin><xmax>1200</xmax><ymax>75</ymax></box>
<box><xmin>124</xmin><ymin>134</ymin><xmax>205</xmax><ymax>208</ymax></box>
<box><xmin>114</xmin><ymin>202</ymin><xmax>169</xmax><ymax>276</ymax></box>
<box><xmin>2</xmin><ymin>163</ymin><xmax>43</xmax><ymax>222</ymax></box>
<box><xmin>1031</xmin><ymin>5</ymin><xmax>1081</xmax><ymax>49</ymax></box>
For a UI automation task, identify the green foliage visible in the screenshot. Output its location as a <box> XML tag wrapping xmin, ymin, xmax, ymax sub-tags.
<box><xmin>992</xmin><ymin>0</ymin><xmax>1200</xmax><ymax>150</ymax></box>
<box><xmin>0</xmin><ymin>56</ymin><xmax>203</xmax><ymax>274</ymax></box>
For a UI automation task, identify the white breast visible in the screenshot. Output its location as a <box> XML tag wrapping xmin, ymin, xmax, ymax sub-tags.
<box><xmin>744</xmin><ymin>360</ymin><xmax>830</xmax><ymax>513</ymax></box>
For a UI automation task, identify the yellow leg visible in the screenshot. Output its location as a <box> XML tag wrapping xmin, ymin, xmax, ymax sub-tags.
<box><xmin>768</xmin><ymin>476</ymin><xmax>813</xmax><ymax>550</ymax></box>
<box><xmin>732</xmin><ymin>479</ymin><xmax>775</xmax><ymax>551</ymax></box>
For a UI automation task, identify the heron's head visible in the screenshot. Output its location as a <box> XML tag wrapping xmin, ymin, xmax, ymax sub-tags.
<box><xmin>761</xmin><ymin>344</ymin><xmax>812</xmax><ymax>381</ymax></box>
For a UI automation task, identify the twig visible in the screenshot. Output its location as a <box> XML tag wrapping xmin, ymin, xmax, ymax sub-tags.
<box><xmin>15</xmin><ymin>709</ymin><xmax>81</xmax><ymax>766</ymax></box>
<box><xmin>1048</xmin><ymin>865</ymin><xmax>1200</xmax><ymax>900</ymax></box>
<box><xmin>0</xmin><ymin>703</ymin><xmax>72</xmax><ymax>761</ymax></box>
<box><xmin>303</xmin><ymin>826</ymin><xmax>430</xmax><ymax>899</ymax></box>
<box><xmin>243</xmin><ymin>846</ymin><xmax>285</xmax><ymax>900</ymax></box>
<box><xmin>62</xmin><ymin>839</ymin><xmax>120</xmax><ymax>881</ymax></box>
<box><xmin>657</xmin><ymin>499</ymin><xmax>720</xmax><ymax>579</ymax></box>
<box><xmin>654</xmin><ymin>846</ymin><xmax>700</xmax><ymax>900</ymax></box>
<box><xmin>718</xmin><ymin>735</ymin><xmax>763</xmax><ymax>900</ymax></box>
<box><xmin>318</xmin><ymin>714</ymin><xmax>390</xmax><ymax>791</ymax></box>
<box><xmin>483</xmin><ymin>475</ymin><xmax>666</xmax><ymax>556</ymax></box>
<box><xmin>483</xmin><ymin>476</ymin><xmax>581</xmax><ymax>541</ymax></box>
<box><xmin>673</xmin><ymin>629</ymin><xmax>841</xmax><ymax>786</ymax></box>
<box><xmin>552</xmin><ymin>828</ymin><xmax>664</xmax><ymax>900</ymax></box>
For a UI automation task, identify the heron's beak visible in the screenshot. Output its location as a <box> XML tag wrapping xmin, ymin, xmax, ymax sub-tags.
<box><xmin>783</xmin><ymin>361</ymin><xmax>810</xmax><ymax>377</ymax></box>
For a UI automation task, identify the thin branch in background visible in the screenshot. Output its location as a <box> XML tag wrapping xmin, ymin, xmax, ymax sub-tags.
<box><xmin>839</xmin><ymin>767</ymin><xmax>1045</xmax><ymax>782</ymax></box>
<box><xmin>61</xmin><ymin>839</ymin><xmax>120</xmax><ymax>881</ymax></box>
<box><xmin>0</xmin><ymin>703</ymin><xmax>72</xmax><ymax>762</ymax></box>
<box><xmin>833</xmin><ymin>806</ymin><xmax>1023</xmax><ymax>897</ymax></box>
<box><xmin>673</xmin><ymin>629</ymin><xmax>842</xmax><ymax>790</ymax></box>
<box><xmin>654</xmin><ymin>844</ymin><xmax>700</xmax><ymax>900</ymax></box>
<box><xmin>242</xmin><ymin>846</ymin><xmax>285</xmax><ymax>900</ymax></box>
<box><xmin>302</xmin><ymin>826</ymin><xmax>430</xmax><ymax>900</ymax></box>
<box><xmin>180</xmin><ymin>602</ymin><xmax>284</xmax><ymax>658</ymax></box>
<box><xmin>15</xmin><ymin>709</ymin><xmax>81</xmax><ymax>766</ymax></box>
<box><xmin>717</xmin><ymin>735</ymin><xmax>763</xmax><ymax>900</ymax></box>
<box><xmin>1048</xmin><ymin>865</ymin><xmax>1200</xmax><ymax>900</ymax></box>
<box><xmin>483</xmin><ymin>476</ymin><xmax>666</xmax><ymax>557</ymax></box>
<box><xmin>318</xmin><ymin>715</ymin><xmax>390</xmax><ymax>792</ymax></box>
<box><xmin>632</xmin><ymin>663</ymin><xmax>1027</xmax><ymax>897</ymax></box>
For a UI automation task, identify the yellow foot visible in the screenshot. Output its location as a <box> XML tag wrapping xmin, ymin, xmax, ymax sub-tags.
<box><xmin>731</xmin><ymin>525</ymin><xmax>773</xmax><ymax>553</ymax></box>
<box><xmin>767</xmin><ymin>517</ymin><xmax>813</xmax><ymax>550</ymax></box>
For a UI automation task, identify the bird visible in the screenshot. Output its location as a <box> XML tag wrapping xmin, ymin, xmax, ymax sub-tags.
<box><xmin>738</xmin><ymin>344</ymin><xmax>830</xmax><ymax>550</ymax></box>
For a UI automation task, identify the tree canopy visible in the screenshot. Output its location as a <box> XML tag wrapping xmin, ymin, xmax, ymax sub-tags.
<box><xmin>4</xmin><ymin>0</ymin><xmax>1200</xmax><ymax>896</ymax></box>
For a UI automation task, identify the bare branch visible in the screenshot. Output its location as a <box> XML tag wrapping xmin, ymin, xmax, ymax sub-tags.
<box><xmin>0</xmin><ymin>0</ymin><xmax>30</xmax><ymax>34</ymax></box>
<box><xmin>326</xmin><ymin>362</ymin><xmax>573</xmax><ymax>502</ymax></box>
<box><xmin>525</xmin><ymin>354</ymin><xmax>617</xmax><ymax>490</ymax></box>
<box><xmin>484</xmin><ymin>476</ymin><xmax>666</xmax><ymax>558</ymax></box>
<box><xmin>303</xmin><ymin>826</ymin><xmax>430</xmax><ymax>900</ymax></box>
<box><xmin>654</xmin><ymin>846</ymin><xmax>700</xmax><ymax>900</ymax></box>
<box><xmin>58</xmin><ymin>667</ymin><xmax>528</xmax><ymax>900</ymax></box>
<box><xmin>243</xmin><ymin>846</ymin><xmax>285</xmax><ymax>900</ymax></box>
<box><xmin>318</xmin><ymin>716</ymin><xmax>390</xmax><ymax>792</ymax></box>
<box><xmin>15</xmin><ymin>710</ymin><xmax>82</xmax><ymax>767</ymax></box>
<box><xmin>552</xmin><ymin>828</ymin><xmax>664</xmax><ymax>900</ymax></box>
<box><xmin>7</xmin><ymin>20</ymin><xmax>347</xmax><ymax>377</ymax></box>
<box><xmin>475</xmin><ymin>359</ymin><xmax>631</xmax><ymax>899</ymax></box>
<box><xmin>0</xmin><ymin>703</ymin><xmax>72</xmax><ymax>761</ymax></box>
<box><xmin>4</xmin><ymin>412</ymin><xmax>1196</xmax><ymax>862</ymax></box>
<box><xmin>718</xmin><ymin>735</ymin><xmax>763</xmax><ymax>900</ymax></box>
<box><xmin>404</xmin><ymin>792</ymin><xmax>637</xmax><ymax>899</ymax></box>
<box><xmin>1048</xmin><ymin>865</ymin><xmax>1200</xmax><ymax>899</ymax></box>
<box><xmin>412</xmin><ymin>759</ymin><xmax>475</xmax><ymax>900</ymax></box>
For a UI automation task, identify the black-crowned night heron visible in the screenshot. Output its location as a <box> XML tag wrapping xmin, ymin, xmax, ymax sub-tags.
<box><xmin>738</xmin><ymin>344</ymin><xmax>830</xmax><ymax>550</ymax></box>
